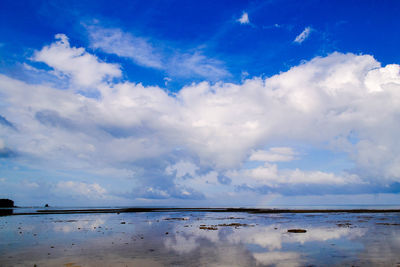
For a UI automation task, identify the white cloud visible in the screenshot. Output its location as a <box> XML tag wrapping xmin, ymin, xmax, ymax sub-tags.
<box><xmin>227</xmin><ymin>163</ymin><xmax>361</xmax><ymax>187</ymax></box>
<box><xmin>55</xmin><ymin>181</ymin><xmax>107</xmax><ymax>199</ymax></box>
<box><xmin>364</xmin><ymin>64</ymin><xmax>400</xmax><ymax>92</ymax></box>
<box><xmin>294</xmin><ymin>27</ymin><xmax>311</xmax><ymax>44</ymax></box>
<box><xmin>33</xmin><ymin>34</ymin><xmax>121</xmax><ymax>88</ymax></box>
<box><xmin>237</xmin><ymin>12</ymin><xmax>250</xmax><ymax>24</ymax></box>
<box><xmin>2</xmin><ymin>35</ymin><xmax>400</xmax><ymax>201</ymax></box>
<box><xmin>249</xmin><ymin>147</ymin><xmax>297</xmax><ymax>162</ymax></box>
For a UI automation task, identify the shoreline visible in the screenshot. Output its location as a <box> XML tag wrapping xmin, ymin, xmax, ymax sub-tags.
<box><xmin>2</xmin><ymin>207</ymin><xmax>400</xmax><ymax>216</ymax></box>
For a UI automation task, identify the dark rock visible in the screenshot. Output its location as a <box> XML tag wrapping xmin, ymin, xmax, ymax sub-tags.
<box><xmin>44</xmin><ymin>204</ymin><xmax>49</xmax><ymax>208</ymax></box>
<box><xmin>0</xmin><ymin>209</ymin><xmax>13</xmax><ymax>216</ymax></box>
<box><xmin>287</xmin><ymin>229</ymin><xmax>307</xmax><ymax>233</ymax></box>
<box><xmin>0</xmin><ymin>199</ymin><xmax>14</xmax><ymax>207</ymax></box>
<box><xmin>199</xmin><ymin>226</ymin><xmax>218</xmax><ymax>230</ymax></box>
<box><xmin>376</xmin><ymin>223</ymin><xmax>400</xmax><ymax>226</ymax></box>
<box><xmin>218</xmin><ymin>223</ymin><xmax>252</xmax><ymax>227</ymax></box>
<box><xmin>164</xmin><ymin>217</ymin><xmax>187</xmax><ymax>221</ymax></box>
<box><xmin>337</xmin><ymin>223</ymin><xmax>352</xmax><ymax>228</ymax></box>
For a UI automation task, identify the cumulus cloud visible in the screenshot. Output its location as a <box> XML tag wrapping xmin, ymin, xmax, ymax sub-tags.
<box><xmin>33</xmin><ymin>34</ymin><xmax>121</xmax><ymax>88</ymax></box>
<box><xmin>1</xmin><ymin>35</ymin><xmax>400</xmax><ymax>202</ymax></box>
<box><xmin>227</xmin><ymin>164</ymin><xmax>361</xmax><ymax>187</ymax></box>
<box><xmin>55</xmin><ymin>181</ymin><xmax>107</xmax><ymax>199</ymax></box>
<box><xmin>294</xmin><ymin>27</ymin><xmax>311</xmax><ymax>44</ymax></box>
<box><xmin>88</xmin><ymin>26</ymin><xmax>229</xmax><ymax>80</ymax></box>
<box><xmin>237</xmin><ymin>12</ymin><xmax>250</xmax><ymax>24</ymax></box>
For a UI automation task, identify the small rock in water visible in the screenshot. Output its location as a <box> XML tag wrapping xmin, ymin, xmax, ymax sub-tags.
<box><xmin>287</xmin><ymin>229</ymin><xmax>307</xmax><ymax>233</ymax></box>
<box><xmin>337</xmin><ymin>223</ymin><xmax>352</xmax><ymax>228</ymax></box>
<box><xmin>199</xmin><ymin>226</ymin><xmax>218</xmax><ymax>230</ymax></box>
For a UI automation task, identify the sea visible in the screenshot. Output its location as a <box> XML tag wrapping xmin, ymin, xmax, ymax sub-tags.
<box><xmin>0</xmin><ymin>205</ymin><xmax>399</xmax><ymax>266</ymax></box>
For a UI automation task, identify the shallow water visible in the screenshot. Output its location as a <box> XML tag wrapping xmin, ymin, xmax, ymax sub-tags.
<box><xmin>0</xmin><ymin>211</ymin><xmax>399</xmax><ymax>266</ymax></box>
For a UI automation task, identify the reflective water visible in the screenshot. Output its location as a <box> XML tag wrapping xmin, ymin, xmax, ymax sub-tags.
<box><xmin>0</xmin><ymin>211</ymin><xmax>399</xmax><ymax>266</ymax></box>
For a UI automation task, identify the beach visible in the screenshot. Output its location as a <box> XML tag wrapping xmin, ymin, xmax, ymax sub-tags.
<box><xmin>1</xmin><ymin>209</ymin><xmax>399</xmax><ymax>266</ymax></box>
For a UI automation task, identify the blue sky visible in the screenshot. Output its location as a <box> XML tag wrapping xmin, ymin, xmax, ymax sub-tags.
<box><xmin>0</xmin><ymin>0</ymin><xmax>399</xmax><ymax>206</ymax></box>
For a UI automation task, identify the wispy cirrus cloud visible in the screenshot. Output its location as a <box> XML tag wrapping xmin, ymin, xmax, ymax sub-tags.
<box><xmin>87</xmin><ymin>25</ymin><xmax>230</xmax><ymax>81</ymax></box>
<box><xmin>88</xmin><ymin>27</ymin><xmax>162</xmax><ymax>69</ymax></box>
<box><xmin>294</xmin><ymin>26</ymin><xmax>312</xmax><ymax>44</ymax></box>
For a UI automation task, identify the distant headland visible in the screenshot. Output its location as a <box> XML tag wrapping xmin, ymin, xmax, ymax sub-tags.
<box><xmin>0</xmin><ymin>199</ymin><xmax>14</xmax><ymax>208</ymax></box>
<box><xmin>0</xmin><ymin>199</ymin><xmax>14</xmax><ymax>216</ymax></box>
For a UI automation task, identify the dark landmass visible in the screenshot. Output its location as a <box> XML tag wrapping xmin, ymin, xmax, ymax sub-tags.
<box><xmin>6</xmin><ymin>207</ymin><xmax>400</xmax><ymax>216</ymax></box>
<box><xmin>0</xmin><ymin>199</ymin><xmax>14</xmax><ymax>207</ymax></box>
<box><xmin>288</xmin><ymin>229</ymin><xmax>307</xmax><ymax>233</ymax></box>
<box><xmin>0</xmin><ymin>199</ymin><xmax>14</xmax><ymax>216</ymax></box>
<box><xmin>0</xmin><ymin>209</ymin><xmax>13</xmax><ymax>216</ymax></box>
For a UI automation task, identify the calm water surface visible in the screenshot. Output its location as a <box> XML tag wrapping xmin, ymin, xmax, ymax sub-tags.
<box><xmin>0</xmin><ymin>211</ymin><xmax>399</xmax><ymax>266</ymax></box>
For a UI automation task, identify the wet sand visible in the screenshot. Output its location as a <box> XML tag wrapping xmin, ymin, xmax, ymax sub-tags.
<box><xmin>1</xmin><ymin>209</ymin><xmax>400</xmax><ymax>266</ymax></box>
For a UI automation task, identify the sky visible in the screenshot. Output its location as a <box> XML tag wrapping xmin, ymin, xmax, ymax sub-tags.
<box><xmin>0</xmin><ymin>0</ymin><xmax>400</xmax><ymax>207</ymax></box>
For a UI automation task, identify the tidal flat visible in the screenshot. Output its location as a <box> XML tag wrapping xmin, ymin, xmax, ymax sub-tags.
<box><xmin>1</xmin><ymin>209</ymin><xmax>400</xmax><ymax>266</ymax></box>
